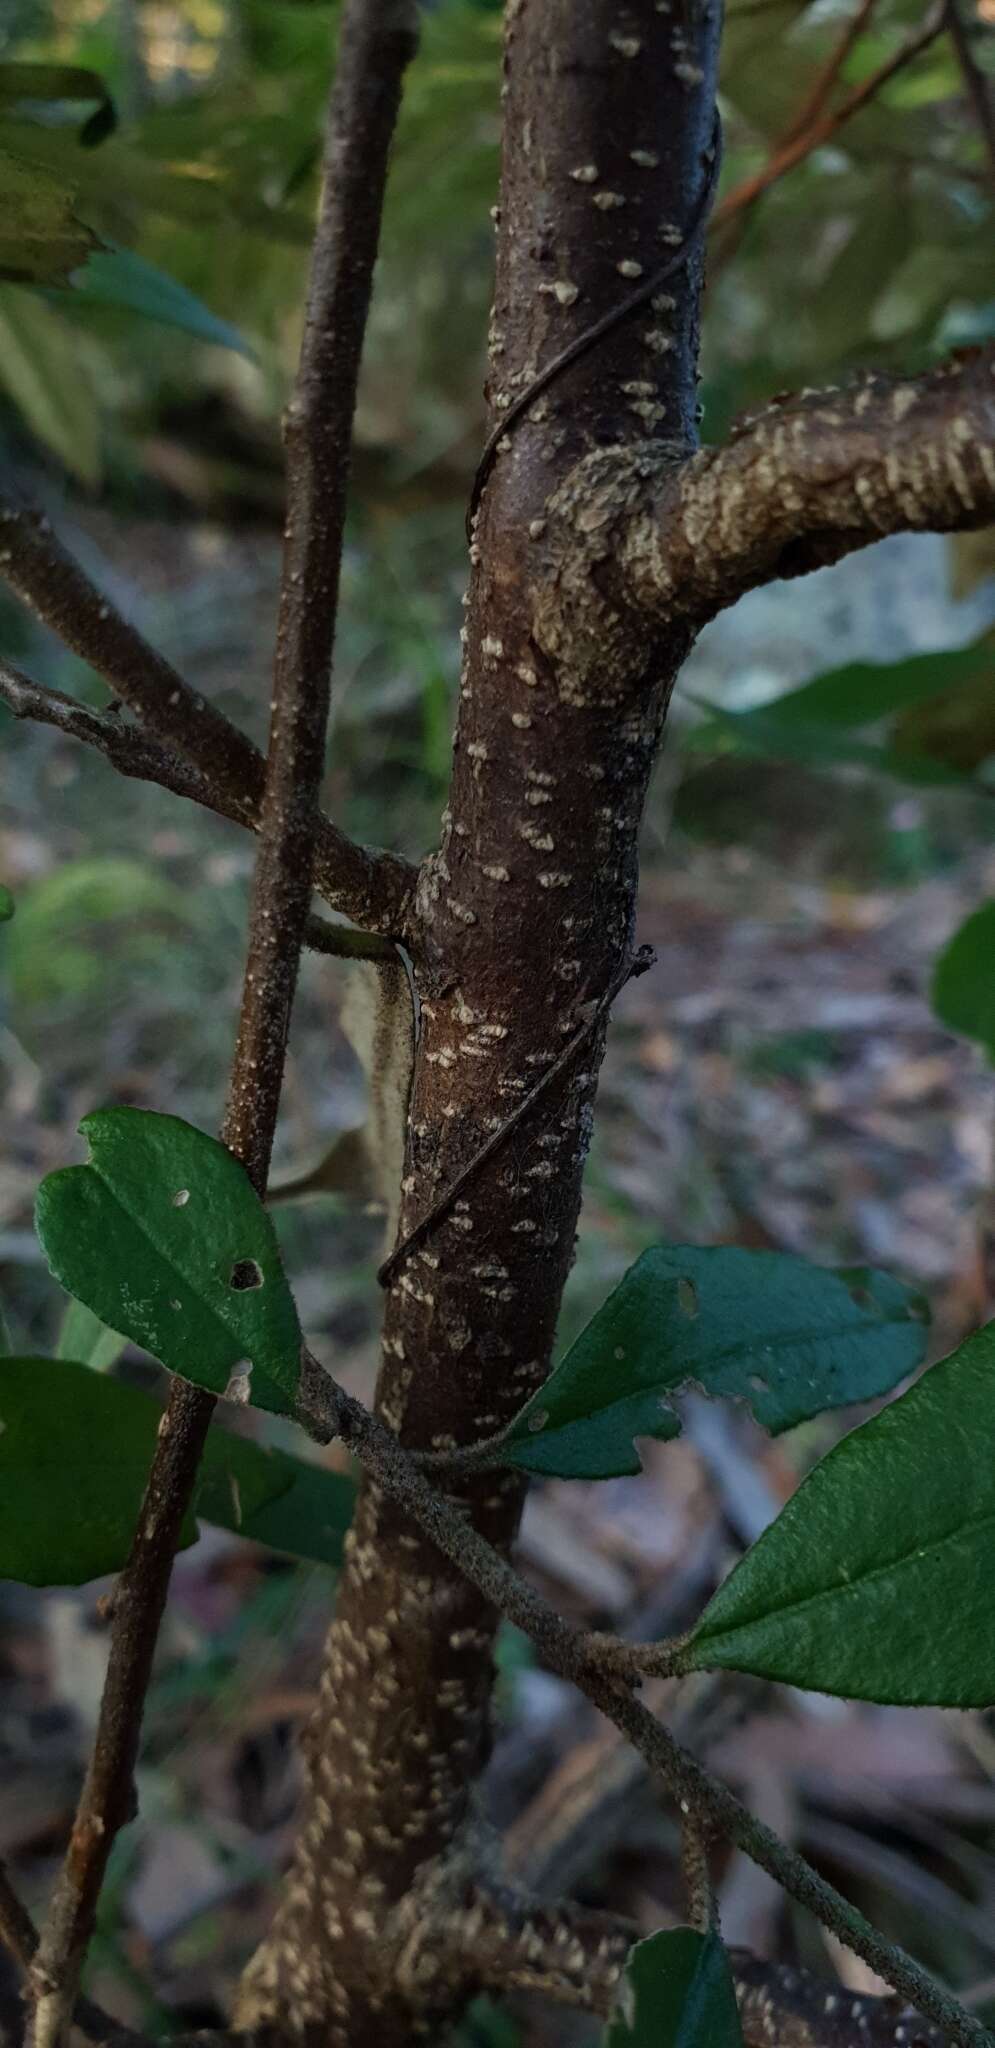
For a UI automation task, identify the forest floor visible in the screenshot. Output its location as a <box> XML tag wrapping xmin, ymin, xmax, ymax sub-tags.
<box><xmin>3</xmin><ymin>507</ymin><xmax>995</xmax><ymax>2044</ymax></box>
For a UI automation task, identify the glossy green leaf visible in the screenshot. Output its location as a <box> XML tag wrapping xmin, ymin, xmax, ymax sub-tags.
<box><xmin>499</xmin><ymin>1246</ymin><xmax>928</xmax><ymax>1479</ymax></box>
<box><xmin>0</xmin><ymin>1356</ymin><xmax>354</xmax><ymax>1585</ymax></box>
<box><xmin>56</xmin><ymin>1298</ymin><xmax>128</xmax><ymax>1374</ymax></box>
<box><xmin>63</xmin><ymin>246</ymin><xmax>252</xmax><ymax>356</ymax></box>
<box><xmin>682</xmin><ymin>1324</ymin><xmax>995</xmax><ymax>1705</ymax></box>
<box><xmin>0</xmin><ymin>148</ymin><xmax>97</xmax><ymax>286</ymax></box>
<box><xmin>931</xmin><ymin>904</ymin><xmax>995</xmax><ymax>1063</ymax></box>
<box><xmin>603</xmin><ymin>1929</ymin><xmax>743</xmax><ymax>2048</ymax></box>
<box><xmin>36</xmin><ymin>1109</ymin><xmax>301</xmax><ymax>1413</ymax></box>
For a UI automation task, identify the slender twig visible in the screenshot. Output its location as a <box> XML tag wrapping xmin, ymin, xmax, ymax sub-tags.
<box><xmin>681</xmin><ymin>1813</ymin><xmax>717</xmax><ymax>1936</ymax></box>
<box><xmin>0</xmin><ymin>516</ymin><xmax>414</xmax><ymax>936</ymax></box>
<box><xmin>291</xmin><ymin>1371</ymin><xmax>991</xmax><ymax>2048</ymax></box>
<box><xmin>26</xmin><ymin>9</ymin><xmax>418</xmax><ymax>2044</ymax></box>
<box><xmin>2</xmin><ymin>1834</ymin><xmax>169</xmax><ymax>2044</ymax></box>
<box><xmin>711</xmin><ymin>1</ymin><xmax>946</xmax><ymax>229</ymax></box>
<box><xmin>781</xmin><ymin>0</ymin><xmax>879</xmax><ymax>144</ymax></box>
<box><xmin>0</xmin><ymin>663</ymin><xmax>402</xmax><ymax>965</ymax></box>
<box><xmin>0</xmin><ymin>1865</ymin><xmax>35</xmax><ymax>1978</ymax></box>
<box><xmin>944</xmin><ymin>0</ymin><xmax>995</xmax><ymax>188</ymax></box>
<box><xmin>378</xmin><ymin>944</ymin><xmax>656</xmax><ymax>1286</ymax></box>
<box><xmin>710</xmin><ymin>0</ymin><xmax>880</xmax><ymax>270</ymax></box>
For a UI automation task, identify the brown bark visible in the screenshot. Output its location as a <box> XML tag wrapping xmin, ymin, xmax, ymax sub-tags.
<box><xmin>4</xmin><ymin>0</ymin><xmax>995</xmax><ymax>2042</ymax></box>
<box><xmin>235</xmin><ymin>0</ymin><xmax>720</xmax><ymax>2040</ymax></box>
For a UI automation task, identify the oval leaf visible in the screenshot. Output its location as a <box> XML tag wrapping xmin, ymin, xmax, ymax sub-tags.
<box><xmin>682</xmin><ymin>1324</ymin><xmax>995</xmax><ymax>1706</ymax></box>
<box><xmin>35</xmin><ymin>1108</ymin><xmax>301</xmax><ymax>1412</ymax></box>
<box><xmin>932</xmin><ymin>903</ymin><xmax>995</xmax><ymax>1063</ymax></box>
<box><xmin>0</xmin><ymin>1356</ymin><xmax>354</xmax><ymax>1585</ymax></box>
<box><xmin>500</xmin><ymin>1245</ymin><xmax>928</xmax><ymax>1479</ymax></box>
<box><xmin>65</xmin><ymin>246</ymin><xmax>253</xmax><ymax>357</ymax></box>
<box><xmin>603</xmin><ymin>1928</ymin><xmax>743</xmax><ymax>2048</ymax></box>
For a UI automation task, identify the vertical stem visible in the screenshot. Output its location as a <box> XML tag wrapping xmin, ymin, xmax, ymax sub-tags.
<box><xmin>28</xmin><ymin>6</ymin><xmax>419</xmax><ymax>2041</ymax></box>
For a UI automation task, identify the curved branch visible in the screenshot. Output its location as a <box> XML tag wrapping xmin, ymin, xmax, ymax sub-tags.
<box><xmin>617</xmin><ymin>346</ymin><xmax>995</xmax><ymax>630</ymax></box>
<box><xmin>0</xmin><ymin>501</ymin><xmax>415</xmax><ymax>935</ymax></box>
<box><xmin>459</xmin><ymin>1888</ymin><xmax>947</xmax><ymax>2048</ymax></box>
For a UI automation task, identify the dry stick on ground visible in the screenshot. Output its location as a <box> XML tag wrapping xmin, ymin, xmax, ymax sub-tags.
<box><xmin>711</xmin><ymin>0</ymin><xmax>946</xmax><ymax>232</ymax></box>
<box><xmin>943</xmin><ymin>0</ymin><xmax>995</xmax><ymax>187</ymax></box>
<box><xmin>22</xmin><ymin>6</ymin><xmax>419</xmax><ymax>2045</ymax></box>
<box><xmin>0</xmin><ymin>508</ymin><xmax>414</xmax><ymax>937</ymax></box>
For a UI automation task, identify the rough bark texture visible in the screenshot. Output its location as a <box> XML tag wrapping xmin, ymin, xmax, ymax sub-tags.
<box><xmin>235</xmin><ymin>1</ymin><xmax>719</xmax><ymax>2040</ymax></box>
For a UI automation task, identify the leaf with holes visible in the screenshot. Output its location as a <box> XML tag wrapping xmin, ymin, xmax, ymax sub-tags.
<box><xmin>0</xmin><ymin>1356</ymin><xmax>355</xmax><ymax>1585</ymax></box>
<box><xmin>603</xmin><ymin>1928</ymin><xmax>743</xmax><ymax>2048</ymax></box>
<box><xmin>498</xmin><ymin>1246</ymin><xmax>928</xmax><ymax>1479</ymax></box>
<box><xmin>36</xmin><ymin>1109</ymin><xmax>301</xmax><ymax>1412</ymax></box>
<box><xmin>680</xmin><ymin>1323</ymin><xmax>995</xmax><ymax>1705</ymax></box>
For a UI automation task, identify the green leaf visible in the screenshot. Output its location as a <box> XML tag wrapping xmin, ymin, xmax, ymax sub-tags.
<box><xmin>499</xmin><ymin>1246</ymin><xmax>928</xmax><ymax>1480</ymax></box>
<box><xmin>931</xmin><ymin>903</ymin><xmax>995</xmax><ymax>1062</ymax></box>
<box><xmin>0</xmin><ymin>287</ymin><xmax>100</xmax><ymax>482</ymax></box>
<box><xmin>5</xmin><ymin>858</ymin><xmax>186</xmax><ymax>1007</ymax></box>
<box><xmin>0</xmin><ymin>1355</ymin><xmax>354</xmax><ymax>1585</ymax></box>
<box><xmin>0</xmin><ymin>148</ymin><xmax>97</xmax><ymax>286</ymax></box>
<box><xmin>685</xmin><ymin>642</ymin><xmax>995</xmax><ymax>777</ymax></box>
<box><xmin>0</xmin><ymin>884</ymin><xmax>13</xmax><ymax>921</ymax></box>
<box><xmin>0</xmin><ymin>64</ymin><xmax>116</xmax><ymax>147</ymax></box>
<box><xmin>56</xmin><ymin>1298</ymin><xmax>128</xmax><ymax>1374</ymax></box>
<box><xmin>36</xmin><ymin>1109</ymin><xmax>301</xmax><ymax>1414</ymax></box>
<box><xmin>682</xmin><ymin>1323</ymin><xmax>995</xmax><ymax>1705</ymax></box>
<box><xmin>603</xmin><ymin>1929</ymin><xmax>744</xmax><ymax>2048</ymax></box>
<box><xmin>62</xmin><ymin>246</ymin><xmax>253</xmax><ymax>356</ymax></box>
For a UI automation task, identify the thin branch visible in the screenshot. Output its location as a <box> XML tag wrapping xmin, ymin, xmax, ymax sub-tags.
<box><xmin>709</xmin><ymin>0</ymin><xmax>879</xmax><ymax>271</ymax></box>
<box><xmin>0</xmin><ymin>1868</ymin><xmax>35</xmax><ymax>1980</ymax></box>
<box><xmin>0</xmin><ymin>663</ymin><xmax>401</xmax><ymax>965</ymax></box>
<box><xmin>293</xmin><ymin>1369</ymin><xmax>989</xmax><ymax>2048</ymax></box>
<box><xmin>781</xmin><ymin>0</ymin><xmax>880</xmax><ymax>145</ymax></box>
<box><xmin>615</xmin><ymin>345</ymin><xmax>995</xmax><ymax>632</ymax></box>
<box><xmin>26</xmin><ymin>7</ymin><xmax>418</xmax><ymax>2042</ymax></box>
<box><xmin>0</xmin><ymin>506</ymin><xmax>414</xmax><ymax>936</ymax></box>
<box><xmin>711</xmin><ymin>2</ymin><xmax>946</xmax><ymax>230</ymax></box>
<box><xmin>944</xmin><ymin>0</ymin><xmax>995</xmax><ymax>188</ymax></box>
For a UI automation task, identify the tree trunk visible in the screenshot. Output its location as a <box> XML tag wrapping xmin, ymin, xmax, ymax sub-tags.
<box><xmin>236</xmin><ymin>1</ymin><xmax>720</xmax><ymax>2040</ymax></box>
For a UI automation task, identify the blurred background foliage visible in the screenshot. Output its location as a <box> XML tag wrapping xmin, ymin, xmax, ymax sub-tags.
<box><xmin>2</xmin><ymin>3</ymin><xmax>995</xmax><ymax>2041</ymax></box>
<box><xmin>0</xmin><ymin>0</ymin><xmax>992</xmax><ymax>483</ymax></box>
